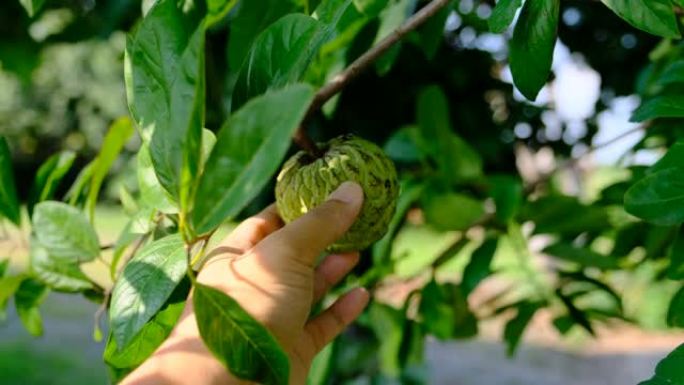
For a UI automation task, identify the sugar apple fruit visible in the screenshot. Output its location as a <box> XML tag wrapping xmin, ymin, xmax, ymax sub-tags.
<box><xmin>275</xmin><ymin>134</ymin><xmax>399</xmax><ymax>252</ymax></box>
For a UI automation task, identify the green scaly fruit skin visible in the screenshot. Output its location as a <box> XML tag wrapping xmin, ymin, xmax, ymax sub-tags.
<box><xmin>275</xmin><ymin>134</ymin><xmax>400</xmax><ymax>253</ymax></box>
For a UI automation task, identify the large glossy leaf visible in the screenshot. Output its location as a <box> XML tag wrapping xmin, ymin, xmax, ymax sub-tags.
<box><xmin>32</xmin><ymin>202</ymin><xmax>100</xmax><ymax>263</ymax></box>
<box><xmin>416</xmin><ymin>86</ymin><xmax>482</xmax><ymax>183</ymax></box>
<box><xmin>307</xmin><ymin>341</ymin><xmax>336</xmax><ymax>385</ymax></box>
<box><xmin>18</xmin><ymin>0</ymin><xmax>47</xmax><ymax>17</ymax></box>
<box><xmin>601</xmin><ymin>0</ymin><xmax>680</xmax><ymax>39</ymax></box>
<box><xmin>193</xmin><ymin>283</ymin><xmax>289</xmax><ymax>385</ymax></box>
<box><xmin>227</xmin><ymin>0</ymin><xmax>302</xmax><ymax>71</ymax></box>
<box><xmin>137</xmin><ymin>144</ymin><xmax>177</xmax><ymax>214</ymax></box>
<box><xmin>86</xmin><ymin>117</ymin><xmax>135</xmax><ymax>220</ymax></box>
<box><xmin>631</xmin><ymin>95</ymin><xmax>684</xmax><ymax>122</ymax></box>
<box><xmin>0</xmin><ymin>137</ymin><xmax>21</xmax><ymax>226</ymax></box>
<box><xmin>27</xmin><ymin>151</ymin><xmax>76</xmax><ymax>217</ymax></box>
<box><xmin>509</xmin><ymin>0</ymin><xmax>560</xmax><ymax>100</ymax></box>
<box><xmin>14</xmin><ymin>278</ymin><xmax>49</xmax><ymax>336</ymax></box>
<box><xmin>105</xmin><ymin>277</ymin><xmax>190</xmax><ymax>375</ymax></box>
<box><xmin>503</xmin><ymin>301</ymin><xmax>542</xmax><ymax>356</ymax></box>
<box><xmin>651</xmin><ymin>142</ymin><xmax>684</xmax><ymax>174</ymax></box>
<box><xmin>29</xmin><ymin>241</ymin><xmax>93</xmax><ymax>293</ymax></box>
<box><xmin>191</xmin><ymin>84</ymin><xmax>315</xmax><ymax>235</ymax></box>
<box><xmin>639</xmin><ymin>344</ymin><xmax>684</xmax><ymax>385</ymax></box>
<box><xmin>489</xmin><ymin>0</ymin><xmax>523</xmax><ymax>33</ymax></box>
<box><xmin>125</xmin><ymin>0</ymin><xmax>205</xmax><ymax>204</ymax></box>
<box><xmin>233</xmin><ymin>14</ymin><xmax>327</xmax><ymax>107</ymax></box>
<box><xmin>625</xmin><ymin>167</ymin><xmax>684</xmax><ymax>225</ymax></box>
<box><xmin>543</xmin><ymin>242</ymin><xmax>620</xmax><ymax>270</ymax></box>
<box><xmin>109</xmin><ymin>234</ymin><xmax>187</xmax><ymax>350</ymax></box>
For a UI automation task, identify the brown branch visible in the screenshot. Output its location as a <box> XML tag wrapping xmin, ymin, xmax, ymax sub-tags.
<box><xmin>293</xmin><ymin>0</ymin><xmax>452</xmax><ymax>157</ymax></box>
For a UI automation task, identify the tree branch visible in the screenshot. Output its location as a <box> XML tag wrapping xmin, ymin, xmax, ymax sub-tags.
<box><xmin>293</xmin><ymin>0</ymin><xmax>452</xmax><ymax>156</ymax></box>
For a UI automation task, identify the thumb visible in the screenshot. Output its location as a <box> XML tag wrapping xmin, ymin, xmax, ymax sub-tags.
<box><xmin>261</xmin><ymin>181</ymin><xmax>364</xmax><ymax>266</ymax></box>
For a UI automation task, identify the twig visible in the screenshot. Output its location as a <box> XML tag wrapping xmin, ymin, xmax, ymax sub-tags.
<box><xmin>292</xmin><ymin>0</ymin><xmax>452</xmax><ymax>157</ymax></box>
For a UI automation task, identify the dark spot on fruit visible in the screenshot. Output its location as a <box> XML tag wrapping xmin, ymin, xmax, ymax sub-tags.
<box><xmin>384</xmin><ymin>180</ymin><xmax>390</xmax><ymax>189</ymax></box>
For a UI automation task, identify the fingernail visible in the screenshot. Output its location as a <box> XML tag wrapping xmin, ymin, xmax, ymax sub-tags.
<box><xmin>327</xmin><ymin>181</ymin><xmax>363</xmax><ymax>204</ymax></box>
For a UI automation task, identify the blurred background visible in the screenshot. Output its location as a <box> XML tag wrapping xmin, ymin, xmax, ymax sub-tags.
<box><xmin>1</xmin><ymin>0</ymin><xmax>683</xmax><ymax>384</ymax></box>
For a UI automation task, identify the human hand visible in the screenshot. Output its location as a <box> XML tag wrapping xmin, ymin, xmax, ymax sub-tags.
<box><xmin>122</xmin><ymin>181</ymin><xmax>370</xmax><ymax>385</ymax></box>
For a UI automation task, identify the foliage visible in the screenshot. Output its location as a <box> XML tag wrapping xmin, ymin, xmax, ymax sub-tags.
<box><xmin>2</xmin><ymin>0</ymin><xmax>684</xmax><ymax>384</ymax></box>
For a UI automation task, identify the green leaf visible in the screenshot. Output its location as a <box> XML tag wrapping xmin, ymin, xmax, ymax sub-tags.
<box><xmin>227</xmin><ymin>0</ymin><xmax>302</xmax><ymax>71</ymax></box>
<box><xmin>193</xmin><ymin>283</ymin><xmax>289</xmax><ymax>385</ymax></box>
<box><xmin>543</xmin><ymin>242</ymin><xmax>620</xmax><ymax>270</ymax></box>
<box><xmin>383</xmin><ymin>125</ymin><xmax>426</xmax><ymax>163</ymax></box>
<box><xmin>29</xmin><ymin>240</ymin><xmax>93</xmax><ymax>293</ymax></box>
<box><xmin>631</xmin><ymin>95</ymin><xmax>684</xmax><ymax>122</ymax></box>
<box><xmin>417</xmin><ymin>2</ymin><xmax>450</xmax><ymax>59</ymax></box>
<box><xmin>307</xmin><ymin>340</ymin><xmax>336</xmax><ymax>385</ymax></box>
<box><xmin>137</xmin><ymin>144</ymin><xmax>178</xmax><ymax>214</ymax></box>
<box><xmin>373</xmin><ymin>180</ymin><xmax>425</xmax><ymax>264</ymax></box>
<box><xmin>625</xmin><ymin>167</ymin><xmax>684</xmax><ymax>226</ymax></box>
<box><xmin>86</xmin><ymin>117</ymin><xmax>135</xmax><ymax>221</ymax></box>
<box><xmin>489</xmin><ymin>0</ymin><xmax>523</xmax><ymax>33</ymax></box>
<box><xmin>651</xmin><ymin>142</ymin><xmax>684</xmax><ymax>174</ymax></box>
<box><xmin>416</xmin><ymin>86</ymin><xmax>482</xmax><ymax>183</ymax></box>
<box><xmin>18</xmin><ymin>0</ymin><xmax>47</xmax><ymax>17</ymax></box>
<box><xmin>368</xmin><ymin>302</ymin><xmax>404</xmax><ymax>377</ymax></box>
<box><xmin>27</xmin><ymin>151</ymin><xmax>76</xmax><ymax>217</ymax></box>
<box><xmin>462</xmin><ymin>237</ymin><xmax>499</xmax><ymax>296</ymax></box>
<box><xmin>65</xmin><ymin>161</ymin><xmax>95</xmax><ymax>206</ymax></box>
<box><xmin>639</xmin><ymin>344</ymin><xmax>684</xmax><ymax>385</ymax></box>
<box><xmin>109</xmin><ymin>234</ymin><xmax>187</xmax><ymax>350</ymax></box>
<box><xmin>522</xmin><ymin>195</ymin><xmax>610</xmax><ymax>236</ymax></box>
<box><xmin>0</xmin><ymin>137</ymin><xmax>21</xmax><ymax>226</ymax></box>
<box><xmin>669</xmin><ymin>226</ymin><xmax>684</xmax><ymax>280</ymax></box>
<box><xmin>125</xmin><ymin>0</ymin><xmax>205</xmax><ymax>205</ymax></box>
<box><xmin>509</xmin><ymin>0</ymin><xmax>560</xmax><ymax>100</ymax></box>
<box><xmin>419</xmin><ymin>281</ymin><xmax>477</xmax><ymax>340</ymax></box>
<box><xmin>206</xmin><ymin>0</ymin><xmax>239</xmax><ymax>26</ymax></box>
<box><xmin>601</xmin><ymin>0</ymin><xmax>680</xmax><ymax>39</ymax></box>
<box><xmin>422</xmin><ymin>192</ymin><xmax>484</xmax><ymax>231</ymax></box>
<box><xmin>657</xmin><ymin>60</ymin><xmax>684</xmax><ymax>86</ymax></box>
<box><xmin>105</xmin><ymin>277</ymin><xmax>190</xmax><ymax>375</ymax></box>
<box><xmin>14</xmin><ymin>278</ymin><xmax>49</xmax><ymax>337</ymax></box>
<box><xmin>233</xmin><ymin>14</ymin><xmax>327</xmax><ymax>107</ymax></box>
<box><xmin>668</xmin><ymin>286</ymin><xmax>684</xmax><ymax>328</ymax></box>
<box><xmin>488</xmin><ymin>175</ymin><xmax>523</xmax><ymax>223</ymax></box>
<box><xmin>32</xmin><ymin>201</ymin><xmax>100</xmax><ymax>263</ymax></box>
<box><xmin>503</xmin><ymin>301</ymin><xmax>542</xmax><ymax>356</ymax></box>
<box><xmin>191</xmin><ymin>84</ymin><xmax>315</xmax><ymax>235</ymax></box>
<box><xmin>0</xmin><ymin>274</ymin><xmax>25</xmax><ymax>320</ymax></box>
<box><xmin>373</xmin><ymin>0</ymin><xmax>416</xmax><ymax>75</ymax></box>
<box><xmin>353</xmin><ymin>0</ymin><xmax>389</xmax><ymax>16</ymax></box>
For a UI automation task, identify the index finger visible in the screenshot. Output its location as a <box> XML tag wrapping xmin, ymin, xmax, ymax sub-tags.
<box><xmin>257</xmin><ymin>181</ymin><xmax>364</xmax><ymax>266</ymax></box>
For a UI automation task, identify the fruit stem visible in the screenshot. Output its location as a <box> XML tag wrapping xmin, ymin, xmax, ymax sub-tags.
<box><xmin>293</xmin><ymin>127</ymin><xmax>324</xmax><ymax>158</ymax></box>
